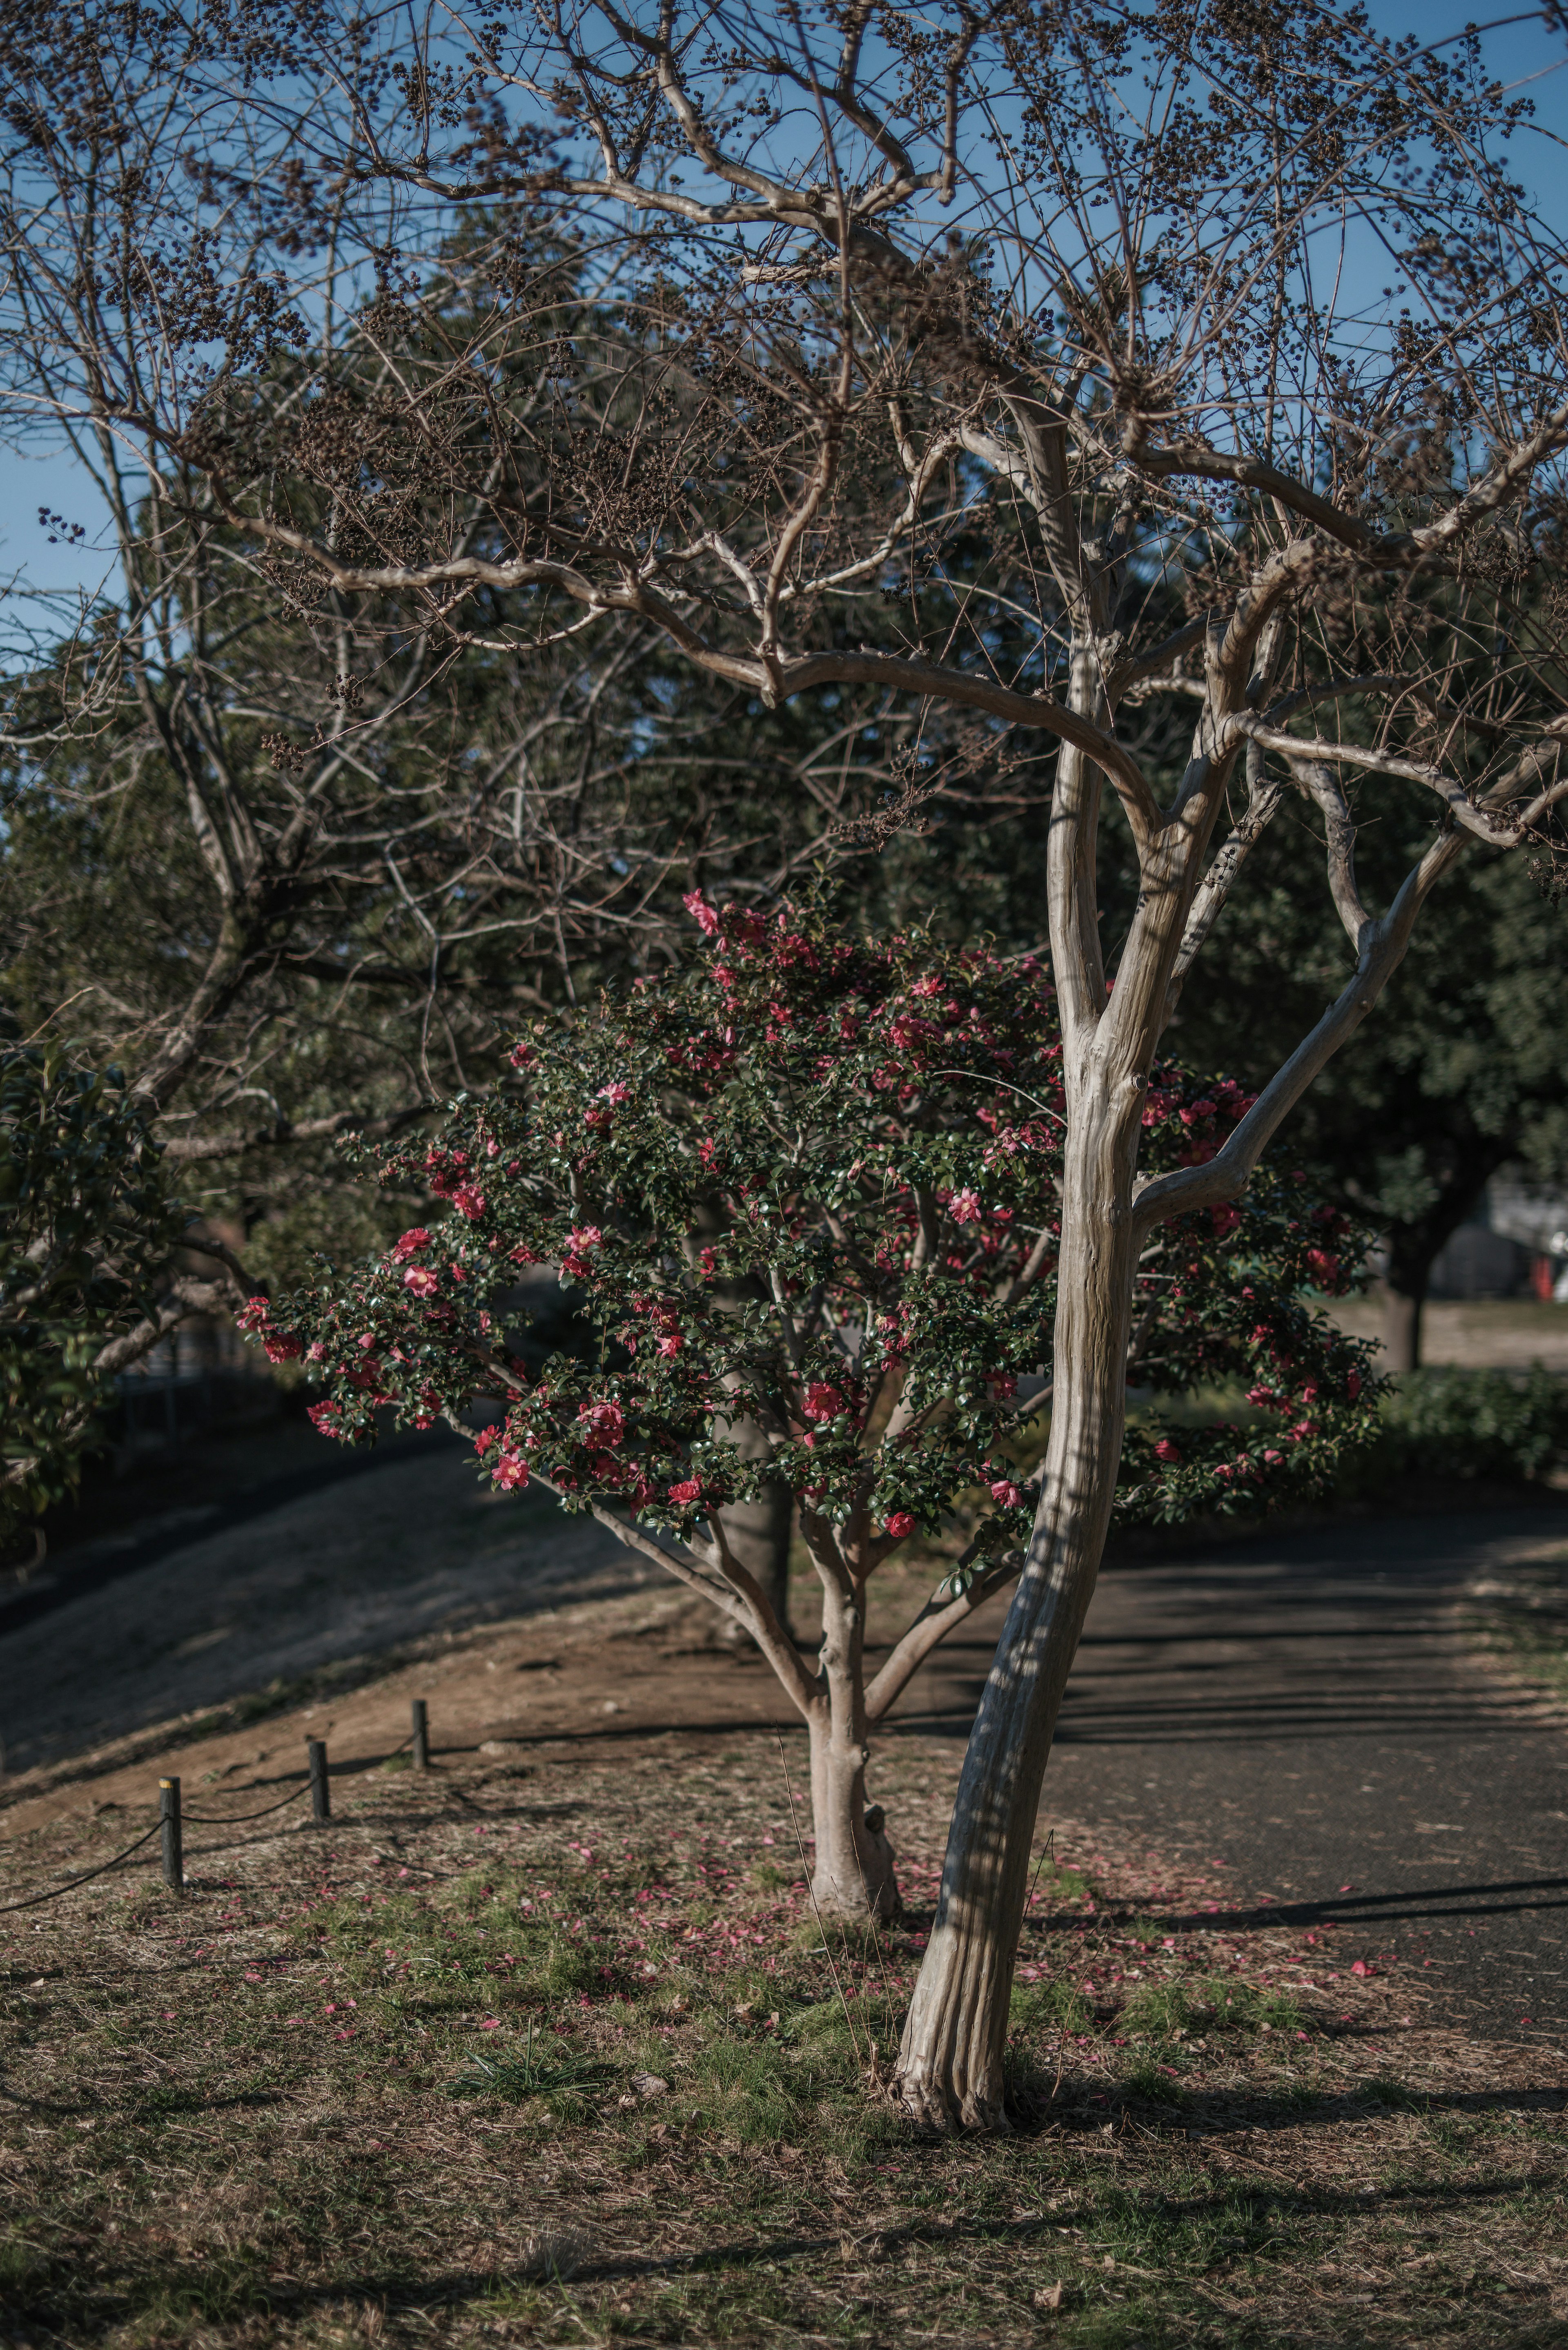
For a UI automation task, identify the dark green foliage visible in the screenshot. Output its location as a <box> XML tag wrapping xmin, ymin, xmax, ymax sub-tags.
<box><xmin>0</xmin><ymin>1047</ymin><xmax>185</xmax><ymax>1542</ymax></box>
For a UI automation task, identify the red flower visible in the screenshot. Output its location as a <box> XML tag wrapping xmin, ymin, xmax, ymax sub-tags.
<box><xmin>508</xmin><ymin>1040</ymin><xmax>534</xmax><ymax>1070</ymax></box>
<box><xmin>884</xmin><ymin>1511</ymin><xmax>915</xmax><ymax>1539</ymax></box>
<box><xmin>452</xmin><ymin>1184</ymin><xmax>486</xmax><ymax>1222</ymax></box>
<box><xmin>803</xmin><ymin>1381</ymin><xmax>844</xmax><ymax>1422</ymax></box>
<box><xmin>568</xmin><ymin>1224</ymin><xmax>603</xmax><ymax>1254</ymax></box>
<box><xmin>391</xmin><ymin>1228</ymin><xmax>430</xmax><ymax>1261</ymax></box>
<box><xmin>307</xmin><ymin>1401</ymin><xmax>342</xmax><ymax>1436</ymax></box>
<box><xmin>492</xmin><ymin>1452</ymin><xmax>530</xmax><ymax>1491</ymax></box>
<box><xmin>989</xmin><ymin>1479</ymin><xmax>1024</xmax><ymax>1509</ymax></box>
<box><xmin>578</xmin><ymin>1400</ymin><xmax>626</xmax><ymax>1448</ymax></box>
<box><xmin>668</xmin><ymin>1477</ymin><xmax>703</xmax><ymax>1505</ymax></box>
<box><xmin>474</xmin><ymin>1425</ymin><xmax>503</xmax><ymax>1454</ymax></box>
<box><xmin>949</xmin><ymin>1188</ymin><xmax>983</xmax><ymax>1226</ymax></box>
<box><xmin>236</xmin><ymin>1295</ymin><xmax>271</xmax><ymax>1331</ymax></box>
<box><xmin>403</xmin><ymin>1264</ymin><xmax>439</xmax><ymax>1297</ymax></box>
<box><xmin>263</xmin><ymin>1329</ymin><xmax>303</xmax><ymax>1363</ymax></box>
<box><xmin>682</xmin><ymin>888</ymin><xmax>721</xmax><ymax>936</ymax></box>
<box><xmin>1154</xmin><ymin>1438</ymin><xmax>1182</xmax><ymax>1466</ymax></box>
<box><xmin>657</xmin><ymin>1333</ymin><xmax>683</xmax><ymax>1359</ymax></box>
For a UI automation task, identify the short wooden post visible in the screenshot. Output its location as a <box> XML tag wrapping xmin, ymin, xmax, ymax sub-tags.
<box><xmin>410</xmin><ymin>1699</ymin><xmax>430</xmax><ymax>1772</ymax></box>
<box><xmin>159</xmin><ymin>1777</ymin><xmax>183</xmax><ymax>1891</ymax></box>
<box><xmin>307</xmin><ymin>1738</ymin><xmax>331</xmax><ymax>1822</ymax></box>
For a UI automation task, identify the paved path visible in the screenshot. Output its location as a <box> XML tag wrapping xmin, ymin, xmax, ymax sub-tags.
<box><xmin>896</xmin><ymin>1508</ymin><xmax>1568</xmax><ymax>2045</ymax></box>
<box><xmin>4</xmin><ymin>1428</ymin><xmax>1566</xmax><ymax>2046</ymax></box>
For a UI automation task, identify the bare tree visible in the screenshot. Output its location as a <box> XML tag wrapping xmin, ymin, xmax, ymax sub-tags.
<box><xmin>9</xmin><ymin>0</ymin><xmax>1568</xmax><ymax>2126</ymax></box>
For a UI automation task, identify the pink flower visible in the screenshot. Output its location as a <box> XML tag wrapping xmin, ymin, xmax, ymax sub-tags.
<box><xmin>668</xmin><ymin>1477</ymin><xmax>703</xmax><ymax>1505</ymax></box>
<box><xmin>492</xmin><ymin>1452</ymin><xmax>530</xmax><ymax>1491</ymax></box>
<box><xmin>657</xmin><ymin>1333</ymin><xmax>683</xmax><ymax>1358</ymax></box>
<box><xmin>391</xmin><ymin>1228</ymin><xmax>430</xmax><ymax>1261</ymax></box>
<box><xmin>403</xmin><ymin>1264</ymin><xmax>439</xmax><ymax>1297</ymax></box>
<box><xmin>1154</xmin><ymin>1438</ymin><xmax>1182</xmax><ymax>1466</ymax></box>
<box><xmin>568</xmin><ymin>1224</ymin><xmax>603</xmax><ymax>1254</ymax></box>
<box><xmin>682</xmin><ymin>888</ymin><xmax>721</xmax><ymax>936</ymax></box>
<box><xmin>1211</xmin><ymin>1204</ymin><xmax>1242</xmax><ymax>1238</ymax></box>
<box><xmin>307</xmin><ymin>1401</ymin><xmax>342</xmax><ymax>1436</ymax></box>
<box><xmin>989</xmin><ymin>1479</ymin><xmax>1024</xmax><ymax>1509</ymax></box>
<box><xmin>236</xmin><ymin>1295</ymin><xmax>270</xmax><ymax>1332</ymax></box>
<box><xmin>596</xmin><ymin>1081</ymin><xmax>631</xmax><ymax>1105</ymax></box>
<box><xmin>990</xmin><ymin>1373</ymin><xmax>1017</xmax><ymax>1400</ymax></box>
<box><xmin>803</xmin><ymin>1381</ymin><xmax>844</xmax><ymax>1422</ymax></box>
<box><xmin>949</xmin><ymin>1188</ymin><xmax>983</xmax><ymax>1226</ymax></box>
<box><xmin>1306</xmin><ymin>1248</ymin><xmax>1340</xmax><ymax>1285</ymax></box>
<box><xmin>452</xmin><ymin>1183</ymin><xmax>486</xmax><ymax>1221</ymax></box>
<box><xmin>884</xmin><ymin>1511</ymin><xmax>916</xmax><ymax>1539</ymax></box>
<box><xmin>474</xmin><ymin>1425</ymin><xmax>502</xmax><ymax>1455</ymax></box>
<box><xmin>578</xmin><ymin>1400</ymin><xmax>626</xmax><ymax>1448</ymax></box>
<box><xmin>263</xmin><ymin>1330</ymin><xmax>303</xmax><ymax>1363</ymax></box>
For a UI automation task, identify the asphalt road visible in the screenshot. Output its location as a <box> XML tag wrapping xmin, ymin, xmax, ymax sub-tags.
<box><xmin>4</xmin><ymin>1425</ymin><xmax>1566</xmax><ymax>2046</ymax></box>
<box><xmin>901</xmin><ymin>1508</ymin><xmax>1568</xmax><ymax>2047</ymax></box>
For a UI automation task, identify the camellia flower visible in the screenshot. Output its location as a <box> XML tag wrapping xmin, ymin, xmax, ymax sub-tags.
<box><xmin>452</xmin><ymin>1183</ymin><xmax>486</xmax><ymax>1222</ymax></box>
<box><xmin>949</xmin><ymin>1188</ymin><xmax>983</xmax><ymax>1225</ymax></box>
<box><xmin>492</xmin><ymin>1451</ymin><xmax>530</xmax><ymax>1490</ymax></box>
<box><xmin>884</xmin><ymin>1510</ymin><xmax>916</xmax><ymax>1539</ymax></box>
<box><xmin>578</xmin><ymin>1399</ymin><xmax>626</xmax><ymax>1448</ymax></box>
<box><xmin>1154</xmin><ymin>1438</ymin><xmax>1182</xmax><ymax>1465</ymax></box>
<box><xmin>263</xmin><ymin>1329</ymin><xmax>303</xmax><ymax>1363</ymax></box>
<box><xmin>474</xmin><ymin>1425</ymin><xmax>502</xmax><ymax>1455</ymax></box>
<box><xmin>989</xmin><ymin>1478</ymin><xmax>1025</xmax><ymax>1509</ymax></box>
<box><xmin>569</xmin><ymin>1224</ymin><xmax>603</xmax><ymax>1254</ymax></box>
<box><xmin>803</xmin><ymin>1381</ymin><xmax>844</xmax><ymax>1422</ymax></box>
<box><xmin>668</xmin><ymin>1476</ymin><xmax>703</xmax><ymax>1505</ymax></box>
<box><xmin>403</xmin><ymin>1264</ymin><xmax>439</xmax><ymax>1297</ymax></box>
<box><xmin>307</xmin><ymin>1400</ymin><xmax>342</xmax><ymax>1435</ymax></box>
<box><xmin>657</xmin><ymin>1333</ymin><xmax>683</xmax><ymax>1358</ymax></box>
<box><xmin>682</xmin><ymin>888</ymin><xmax>721</xmax><ymax>936</ymax></box>
<box><xmin>391</xmin><ymin>1228</ymin><xmax>430</xmax><ymax>1260</ymax></box>
<box><xmin>597</xmin><ymin>1081</ymin><xmax>631</xmax><ymax>1105</ymax></box>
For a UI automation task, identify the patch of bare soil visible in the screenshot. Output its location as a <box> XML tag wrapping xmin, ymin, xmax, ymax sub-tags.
<box><xmin>1</xmin><ymin>1578</ymin><xmax>1564</xmax><ymax>2349</ymax></box>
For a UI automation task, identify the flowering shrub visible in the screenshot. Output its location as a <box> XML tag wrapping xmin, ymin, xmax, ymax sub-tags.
<box><xmin>241</xmin><ymin>897</ymin><xmax>1382</xmax><ymax>1910</ymax></box>
<box><xmin>247</xmin><ymin>898</ymin><xmax>1380</xmax><ymax>1550</ymax></box>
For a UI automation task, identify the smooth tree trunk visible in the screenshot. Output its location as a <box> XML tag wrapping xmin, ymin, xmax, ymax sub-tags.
<box><xmin>893</xmin><ymin>1015</ymin><xmax>1143</xmax><ymax>2123</ymax></box>
<box><xmin>804</xmin><ymin>1579</ymin><xmax>899</xmax><ymax>1920</ymax></box>
<box><xmin>1379</xmin><ymin>1283</ymin><xmax>1424</xmax><ymax>1373</ymax></box>
<box><xmin>715</xmin><ymin>1470</ymin><xmax>794</xmax><ymax>1645</ymax></box>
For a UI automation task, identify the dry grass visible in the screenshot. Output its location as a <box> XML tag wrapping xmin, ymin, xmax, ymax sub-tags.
<box><xmin>3</xmin><ymin>1698</ymin><xmax>1566</xmax><ymax>2350</ymax></box>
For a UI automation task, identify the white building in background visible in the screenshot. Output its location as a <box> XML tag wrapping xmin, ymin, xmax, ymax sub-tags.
<box><xmin>1432</xmin><ymin>1180</ymin><xmax>1568</xmax><ymax>1302</ymax></box>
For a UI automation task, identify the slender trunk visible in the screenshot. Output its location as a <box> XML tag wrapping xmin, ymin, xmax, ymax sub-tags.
<box><xmin>893</xmin><ymin>1086</ymin><xmax>1136</xmax><ymax>2126</ymax></box>
<box><xmin>804</xmin><ymin>1583</ymin><xmax>899</xmax><ymax>1920</ymax></box>
<box><xmin>716</xmin><ymin>1469</ymin><xmax>793</xmax><ymax>1645</ymax></box>
<box><xmin>1379</xmin><ymin>1284</ymin><xmax>1423</xmax><ymax>1374</ymax></box>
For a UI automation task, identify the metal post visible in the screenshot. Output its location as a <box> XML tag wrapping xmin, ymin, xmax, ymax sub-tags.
<box><xmin>410</xmin><ymin>1699</ymin><xmax>429</xmax><ymax>1773</ymax></box>
<box><xmin>159</xmin><ymin>1777</ymin><xmax>183</xmax><ymax>1891</ymax></box>
<box><xmin>307</xmin><ymin>1738</ymin><xmax>331</xmax><ymax>1821</ymax></box>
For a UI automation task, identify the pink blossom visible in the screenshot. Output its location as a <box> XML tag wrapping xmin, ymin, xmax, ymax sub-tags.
<box><xmin>1154</xmin><ymin>1438</ymin><xmax>1182</xmax><ymax>1466</ymax></box>
<box><xmin>263</xmin><ymin>1329</ymin><xmax>303</xmax><ymax>1363</ymax></box>
<box><xmin>949</xmin><ymin>1188</ymin><xmax>982</xmax><ymax>1226</ymax></box>
<box><xmin>596</xmin><ymin>1081</ymin><xmax>631</xmax><ymax>1105</ymax></box>
<box><xmin>392</xmin><ymin>1227</ymin><xmax>430</xmax><ymax>1261</ymax></box>
<box><xmin>884</xmin><ymin>1511</ymin><xmax>916</xmax><ymax>1540</ymax></box>
<box><xmin>307</xmin><ymin>1401</ymin><xmax>342</xmax><ymax>1436</ymax></box>
<box><xmin>803</xmin><ymin>1381</ymin><xmax>844</xmax><ymax>1422</ymax></box>
<box><xmin>569</xmin><ymin>1224</ymin><xmax>603</xmax><ymax>1254</ymax></box>
<box><xmin>578</xmin><ymin>1400</ymin><xmax>626</xmax><ymax>1449</ymax></box>
<box><xmin>237</xmin><ymin>1295</ymin><xmax>270</xmax><ymax>1332</ymax></box>
<box><xmin>492</xmin><ymin>1452</ymin><xmax>530</xmax><ymax>1491</ymax></box>
<box><xmin>668</xmin><ymin>1477</ymin><xmax>703</xmax><ymax>1505</ymax></box>
<box><xmin>508</xmin><ymin>1040</ymin><xmax>534</xmax><ymax>1070</ymax></box>
<box><xmin>403</xmin><ymin>1264</ymin><xmax>439</xmax><ymax>1297</ymax></box>
<box><xmin>474</xmin><ymin>1425</ymin><xmax>502</xmax><ymax>1455</ymax></box>
<box><xmin>989</xmin><ymin>1479</ymin><xmax>1024</xmax><ymax>1509</ymax></box>
<box><xmin>657</xmin><ymin>1333</ymin><xmax>683</xmax><ymax>1359</ymax></box>
<box><xmin>1211</xmin><ymin>1203</ymin><xmax>1242</xmax><ymax>1238</ymax></box>
<box><xmin>682</xmin><ymin>888</ymin><xmax>721</xmax><ymax>936</ymax></box>
<box><xmin>452</xmin><ymin>1183</ymin><xmax>486</xmax><ymax>1221</ymax></box>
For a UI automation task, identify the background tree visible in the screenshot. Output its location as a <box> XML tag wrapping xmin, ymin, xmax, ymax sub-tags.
<box><xmin>7</xmin><ymin>0</ymin><xmax>1568</xmax><ymax>2128</ymax></box>
<box><xmin>245</xmin><ymin>899</ymin><xmax>1379</xmax><ymax>1917</ymax></box>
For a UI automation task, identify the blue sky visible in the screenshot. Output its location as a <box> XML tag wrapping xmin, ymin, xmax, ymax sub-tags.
<box><xmin>5</xmin><ymin>1</ymin><xmax>1565</xmax><ymax>629</ymax></box>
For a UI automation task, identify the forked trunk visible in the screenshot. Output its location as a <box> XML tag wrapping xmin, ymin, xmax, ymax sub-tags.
<box><xmin>802</xmin><ymin>1582</ymin><xmax>899</xmax><ymax>1920</ymax></box>
<box><xmin>893</xmin><ymin>1101</ymin><xmax>1137</xmax><ymax>2126</ymax></box>
<box><xmin>805</xmin><ymin>1704</ymin><xmax>899</xmax><ymax>1920</ymax></box>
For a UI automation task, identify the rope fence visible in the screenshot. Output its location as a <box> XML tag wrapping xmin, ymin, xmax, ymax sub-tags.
<box><xmin>1</xmin><ymin>1700</ymin><xmax>432</xmax><ymax>1911</ymax></box>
